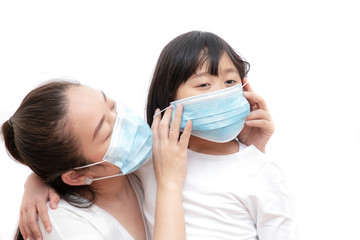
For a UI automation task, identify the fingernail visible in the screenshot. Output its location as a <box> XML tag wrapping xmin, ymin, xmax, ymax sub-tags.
<box><xmin>243</xmin><ymin>91</ymin><xmax>249</xmax><ymax>96</ymax></box>
<box><xmin>46</xmin><ymin>226</ymin><xmax>51</xmax><ymax>232</ymax></box>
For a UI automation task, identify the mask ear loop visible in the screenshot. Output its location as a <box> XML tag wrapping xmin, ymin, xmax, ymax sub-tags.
<box><xmin>153</xmin><ymin>105</ymin><xmax>174</xmax><ymax>118</ymax></box>
<box><xmin>74</xmin><ymin>160</ymin><xmax>107</xmax><ymax>170</ymax></box>
<box><xmin>242</xmin><ymin>81</ymin><xmax>249</xmax><ymax>88</ymax></box>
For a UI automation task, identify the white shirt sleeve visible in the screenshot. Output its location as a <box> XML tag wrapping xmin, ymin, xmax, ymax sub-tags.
<box><xmin>244</xmin><ymin>161</ymin><xmax>297</xmax><ymax>240</ymax></box>
<box><xmin>38</xmin><ymin>201</ymin><xmax>106</xmax><ymax>240</ymax></box>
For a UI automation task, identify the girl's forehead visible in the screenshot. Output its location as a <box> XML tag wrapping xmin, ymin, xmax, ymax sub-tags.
<box><xmin>196</xmin><ymin>53</ymin><xmax>237</xmax><ymax>73</ymax></box>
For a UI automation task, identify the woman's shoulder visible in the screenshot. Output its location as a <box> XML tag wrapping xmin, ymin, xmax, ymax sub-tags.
<box><xmin>38</xmin><ymin>198</ymin><xmax>133</xmax><ymax>239</ymax></box>
<box><xmin>37</xmin><ymin>199</ymin><xmax>105</xmax><ymax>239</ymax></box>
<box><xmin>46</xmin><ymin>198</ymin><xmax>95</xmax><ymax>215</ymax></box>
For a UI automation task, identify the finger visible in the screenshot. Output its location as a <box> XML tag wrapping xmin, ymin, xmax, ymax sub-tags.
<box><xmin>179</xmin><ymin>120</ymin><xmax>192</xmax><ymax>149</ymax></box>
<box><xmin>159</xmin><ymin>107</ymin><xmax>173</xmax><ymax>140</ymax></box>
<box><xmin>49</xmin><ymin>188</ymin><xmax>60</xmax><ymax>210</ymax></box>
<box><xmin>245</xmin><ymin>119</ymin><xmax>275</xmax><ymax>132</ymax></box>
<box><xmin>19</xmin><ymin>212</ymin><xmax>28</xmax><ymax>240</ymax></box>
<box><xmin>169</xmin><ymin>105</ymin><xmax>183</xmax><ymax>142</ymax></box>
<box><xmin>246</xmin><ymin>109</ymin><xmax>272</xmax><ymax>122</ymax></box>
<box><xmin>22</xmin><ymin>209</ymin><xmax>34</xmax><ymax>240</ymax></box>
<box><xmin>151</xmin><ymin>108</ymin><xmax>161</xmax><ymax>131</ymax></box>
<box><xmin>38</xmin><ymin>203</ymin><xmax>51</xmax><ymax>233</ymax></box>
<box><xmin>243</xmin><ymin>91</ymin><xmax>268</xmax><ymax>111</ymax></box>
<box><xmin>242</xmin><ymin>77</ymin><xmax>254</xmax><ymax>92</ymax></box>
<box><xmin>151</xmin><ymin>109</ymin><xmax>161</xmax><ymax>144</ymax></box>
<box><xmin>23</xmin><ymin>223</ymin><xmax>35</xmax><ymax>240</ymax></box>
<box><xmin>28</xmin><ymin>206</ymin><xmax>43</xmax><ymax>240</ymax></box>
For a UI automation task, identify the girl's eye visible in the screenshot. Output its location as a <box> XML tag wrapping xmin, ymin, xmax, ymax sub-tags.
<box><xmin>225</xmin><ymin>80</ymin><xmax>238</xmax><ymax>85</ymax></box>
<box><xmin>197</xmin><ymin>83</ymin><xmax>210</xmax><ymax>88</ymax></box>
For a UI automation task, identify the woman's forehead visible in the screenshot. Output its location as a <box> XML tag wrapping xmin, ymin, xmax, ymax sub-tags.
<box><xmin>66</xmin><ymin>86</ymin><xmax>105</xmax><ymax>121</ymax></box>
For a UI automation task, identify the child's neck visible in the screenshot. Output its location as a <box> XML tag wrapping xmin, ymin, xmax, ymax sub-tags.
<box><xmin>188</xmin><ymin>136</ymin><xmax>239</xmax><ymax>155</ymax></box>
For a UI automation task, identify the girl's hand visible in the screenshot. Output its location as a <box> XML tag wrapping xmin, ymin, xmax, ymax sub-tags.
<box><xmin>19</xmin><ymin>173</ymin><xmax>60</xmax><ymax>240</ymax></box>
<box><xmin>151</xmin><ymin>105</ymin><xmax>192</xmax><ymax>189</ymax></box>
<box><xmin>238</xmin><ymin>78</ymin><xmax>275</xmax><ymax>153</ymax></box>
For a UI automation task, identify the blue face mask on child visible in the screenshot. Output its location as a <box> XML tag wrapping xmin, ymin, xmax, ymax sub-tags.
<box><xmin>75</xmin><ymin>104</ymin><xmax>153</xmax><ymax>185</ymax></box>
<box><xmin>164</xmin><ymin>84</ymin><xmax>250</xmax><ymax>143</ymax></box>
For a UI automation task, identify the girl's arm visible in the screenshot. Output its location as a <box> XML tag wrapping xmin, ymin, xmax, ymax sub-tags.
<box><xmin>238</xmin><ymin>78</ymin><xmax>275</xmax><ymax>153</ymax></box>
<box><xmin>151</xmin><ymin>105</ymin><xmax>191</xmax><ymax>240</ymax></box>
<box><xmin>246</xmin><ymin>161</ymin><xmax>297</xmax><ymax>239</ymax></box>
<box><xmin>19</xmin><ymin>173</ymin><xmax>60</xmax><ymax>240</ymax></box>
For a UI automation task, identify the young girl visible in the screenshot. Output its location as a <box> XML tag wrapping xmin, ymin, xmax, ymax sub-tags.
<box><xmin>19</xmin><ymin>31</ymin><xmax>294</xmax><ymax>239</ymax></box>
<box><xmin>140</xmin><ymin>31</ymin><xmax>296</xmax><ymax>239</ymax></box>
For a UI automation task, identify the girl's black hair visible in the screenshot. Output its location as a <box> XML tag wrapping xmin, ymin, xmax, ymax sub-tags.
<box><xmin>146</xmin><ymin>31</ymin><xmax>250</xmax><ymax>126</ymax></box>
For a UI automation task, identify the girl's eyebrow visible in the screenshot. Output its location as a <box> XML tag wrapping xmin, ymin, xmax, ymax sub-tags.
<box><xmin>223</xmin><ymin>68</ymin><xmax>239</xmax><ymax>74</ymax></box>
<box><xmin>192</xmin><ymin>68</ymin><xmax>239</xmax><ymax>79</ymax></box>
<box><xmin>191</xmin><ymin>72</ymin><xmax>208</xmax><ymax>79</ymax></box>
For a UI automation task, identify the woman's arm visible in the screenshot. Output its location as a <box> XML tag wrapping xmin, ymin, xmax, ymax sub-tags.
<box><xmin>151</xmin><ymin>105</ymin><xmax>191</xmax><ymax>240</ymax></box>
<box><xmin>19</xmin><ymin>173</ymin><xmax>60</xmax><ymax>240</ymax></box>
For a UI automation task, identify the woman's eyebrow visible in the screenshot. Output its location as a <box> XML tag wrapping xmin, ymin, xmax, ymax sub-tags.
<box><xmin>101</xmin><ymin>91</ymin><xmax>107</xmax><ymax>102</ymax></box>
<box><xmin>92</xmin><ymin>91</ymin><xmax>107</xmax><ymax>141</ymax></box>
<box><xmin>93</xmin><ymin>115</ymin><xmax>105</xmax><ymax>141</ymax></box>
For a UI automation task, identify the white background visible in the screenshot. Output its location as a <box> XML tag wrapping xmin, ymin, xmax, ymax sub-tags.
<box><xmin>1</xmin><ymin>1</ymin><xmax>359</xmax><ymax>239</ymax></box>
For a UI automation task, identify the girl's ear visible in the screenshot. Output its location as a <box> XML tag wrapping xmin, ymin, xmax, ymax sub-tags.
<box><xmin>61</xmin><ymin>170</ymin><xmax>89</xmax><ymax>186</ymax></box>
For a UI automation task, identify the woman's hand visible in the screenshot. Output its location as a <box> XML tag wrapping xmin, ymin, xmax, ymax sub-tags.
<box><xmin>238</xmin><ymin>78</ymin><xmax>275</xmax><ymax>153</ymax></box>
<box><xmin>19</xmin><ymin>173</ymin><xmax>60</xmax><ymax>240</ymax></box>
<box><xmin>151</xmin><ymin>105</ymin><xmax>191</xmax><ymax>240</ymax></box>
<box><xmin>151</xmin><ymin>105</ymin><xmax>192</xmax><ymax>189</ymax></box>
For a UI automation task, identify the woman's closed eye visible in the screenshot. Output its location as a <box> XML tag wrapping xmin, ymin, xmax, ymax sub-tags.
<box><xmin>111</xmin><ymin>102</ymin><xmax>117</xmax><ymax>113</ymax></box>
<box><xmin>105</xmin><ymin>129</ymin><xmax>112</xmax><ymax>141</ymax></box>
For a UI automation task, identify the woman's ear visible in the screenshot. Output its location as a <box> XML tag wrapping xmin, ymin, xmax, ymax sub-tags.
<box><xmin>61</xmin><ymin>170</ymin><xmax>89</xmax><ymax>186</ymax></box>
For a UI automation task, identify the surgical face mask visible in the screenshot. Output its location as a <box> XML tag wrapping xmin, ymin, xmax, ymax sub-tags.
<box><xmin>75</xmin><ymin>104</ymin><xmax>152</xmax><ymax>185</ymax></box>
<box><xmin>156</xmin><ymin>84</ymin><xmax>250</xmax><ymax>143</ymax></box>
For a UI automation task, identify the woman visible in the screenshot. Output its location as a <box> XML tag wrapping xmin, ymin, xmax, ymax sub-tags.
<box><xmin>1</xmin><ymin>80</ymin><xmax>191</xmax><ymax>240</ymax></box>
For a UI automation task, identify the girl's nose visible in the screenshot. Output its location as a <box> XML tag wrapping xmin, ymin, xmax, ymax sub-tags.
<box><xmin>212</xmin><ymin>81</ymin><xmax>226</xmax><ymax>91</ymax></box>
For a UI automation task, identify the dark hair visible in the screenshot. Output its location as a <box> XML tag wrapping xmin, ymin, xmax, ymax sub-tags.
<box><xmin>146</xmin><ymin>31</ymin><xmax>250</xmax><ymax>126</ymax></box>
<box><xmin>1</xmin><ymin>80</ymin><xmax>96</xmax><ymax>206</ymax></box>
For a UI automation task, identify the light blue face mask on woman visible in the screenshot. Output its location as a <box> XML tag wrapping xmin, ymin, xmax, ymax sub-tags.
<box><xmin>75</xmin><ymin>104</ymin><xmax>153</xmax><ymax>185</ymax></box>
<box><xmin>157</xmin><ymin>84</ymin><xmax>250</xmax><ymax>143</ymax></box>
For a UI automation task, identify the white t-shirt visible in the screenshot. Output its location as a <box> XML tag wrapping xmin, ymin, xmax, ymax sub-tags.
<box><xmin>38</xmin><ymin>174</ymin><xmax>150</xmax><ymax>240</ymax></box>
<box><xmin>137</xmin><ymin>143</ymin><xmax>297</xmax><ymax>240</ymax></box>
